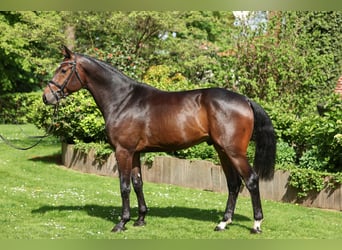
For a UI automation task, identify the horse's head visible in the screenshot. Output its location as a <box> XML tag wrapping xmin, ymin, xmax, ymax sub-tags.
<box><xmin>43</xmin><ymin>46</ymin><xmax>85</xmax><ymax>105</ymax></box>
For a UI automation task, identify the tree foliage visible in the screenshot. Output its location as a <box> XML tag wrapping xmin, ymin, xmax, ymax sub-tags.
<box><xmin>0</xmin><ymin>11</ymin><xmax>65</xmax><ymax>93</ymax></box>
<box><xmin>68</xmin><ymin>11</ymin><xmax>235</xmax><ymax>86</ymax></box>
<box><xmin>225</xmin><ymin>11</ymin><xmax>341</xmax><ymax>111</ymax></box>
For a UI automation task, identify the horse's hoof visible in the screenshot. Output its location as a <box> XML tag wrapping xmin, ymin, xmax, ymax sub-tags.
<box><xmin>111</xmin><ymin>225</ymin><xmax>126</xmax><ymax>233</ymax></box>
<box><xmin>214</xmin><ymin>226</ymin><xmax>225</xmax><ymax>231</ymax></box>
<box><xmin>133</xmin><ymin>220</ymin><xmax>146</xmax><ymax>227</ymax></box>
<box><xmin>250</xmin><ymin>228</ymin><xmax>262</xmax><ymax>234</ymax></box>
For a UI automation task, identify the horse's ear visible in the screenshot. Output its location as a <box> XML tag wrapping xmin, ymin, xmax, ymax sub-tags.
<box><xmin>61</xmin><ymin>45</ymin><xmax>73</xmax><ymax>59</ymax></box>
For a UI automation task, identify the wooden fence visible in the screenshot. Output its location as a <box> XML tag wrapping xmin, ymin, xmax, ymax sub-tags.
<box><xmin>61</xmin><ymin>143</ymin><xmax>341</xmax><ymax>211</ymax></box>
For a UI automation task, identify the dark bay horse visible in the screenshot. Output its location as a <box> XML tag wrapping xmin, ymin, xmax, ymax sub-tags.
<box><xmin>43</xmin><ymin>46</ymin><xmax>276</xmax><ymax>234</ymax></box>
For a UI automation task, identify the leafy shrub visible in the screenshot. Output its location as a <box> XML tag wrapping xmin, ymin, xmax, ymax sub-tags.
<box><xmin>257</xmin><ymin>98</ymin><xmax>297</xmax><ymax>141</ymax></box>
<box><xmin>142</xmin><ymin>64</ymin><xmax>215</xmax><ymax>91</ymax></box>
<box><xmin>259</xmin><ymin>93</ymin><xmax>341</xmax><ymax>172</ymax></box>
<box><xmin>29</xmin><ymin>90</ymin><xmax>105</xmax><ymax>144</ymax></box>
<box><xmin>289</xmin><ymin>168</ymin><xmax>326</xmax><ymax>198</ymax></box>
<box><xmin>288</xmin><ymin>167</ymin><xmax>342</xmax><ymax>198</ymax></box>
<box><xmin>0</xmin><ymin>92</ymin><xmax>41</xmax><ymax>124</ymax></box>
<box><xmin>173</xmin><ymin>143</ymin><xmax>220</xmax><ymax>165</ymax></box>
<box><xmin>276</xmin><ymin>140</ymin><xmax>296</xmax><ymax>166</ymax></box>
<box><xmin>74</xmin><ymin>141</ymin><xmax>113</xmax><ymax>164</ymax></box>
<box><xmin>89</xmin><ymin>47</ymin><xmax>147</xmax><ymax>81</ymax></box>
<box><xmin>288</xmin><ymin>94</ymin><xmax>342</xmax><ymax>172</ymax></box>
<box><xmin>142</xmin><ymin>65</ymin><xmax>192</xmax><ymax>91</ymax></box>
<box><xmin>298</xmin><ymin>147</ymin><xmax>330</xmax><ymax>171</ymax></box>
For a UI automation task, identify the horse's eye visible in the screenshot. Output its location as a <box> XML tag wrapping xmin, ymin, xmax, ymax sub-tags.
<box><xmin>61</xmin><ymin>69</ymin><xmax>67</xmax><ymax>74</ymax></box>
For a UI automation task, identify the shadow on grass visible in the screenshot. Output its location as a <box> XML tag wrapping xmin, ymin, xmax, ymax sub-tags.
<box><xmin>32</xmin><ymin>204</ymin><xmax>251</xmax><ymax>230</ymax></box>
<box><xmin>29</xmin><ymin>153</ymin><xmax>62</xmax><ymax>165</ymax></box>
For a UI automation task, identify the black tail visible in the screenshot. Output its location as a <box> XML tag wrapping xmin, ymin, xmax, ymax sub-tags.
<box><xmin>249</xmin><ymin>100</ymin><xmax>276</xmax><ymax>181</ymax></box>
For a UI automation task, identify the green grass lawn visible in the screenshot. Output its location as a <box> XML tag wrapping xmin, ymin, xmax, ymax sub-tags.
<box><xmin>0</xmin><ymin>124</ymin><xmax>341</xmax><ymax>239</ymax></box>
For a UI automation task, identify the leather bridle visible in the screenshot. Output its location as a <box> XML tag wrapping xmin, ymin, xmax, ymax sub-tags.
<box><xmin>47</xmin><ymin>58</ymin><xmax>85</xmax><ymax>102</ymax></box>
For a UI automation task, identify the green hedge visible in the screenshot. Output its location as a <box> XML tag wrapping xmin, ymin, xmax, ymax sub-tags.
<box><xmin>29</xmin><ymin>90</ymin><xmax>106</xmax><ymax>144</ymax></box>
<box><xmin>0</xmin><ymin>92</ymin><xmax>42</xmax><ymax>124</ymax></box>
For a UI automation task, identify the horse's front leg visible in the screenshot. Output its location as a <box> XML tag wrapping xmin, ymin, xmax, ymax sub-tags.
<box><xmin>131</xmin><ymin>152</ymin><xmax>147</xmax><ymax>227</ymax></box>
<box><xmin>112</xmin><ymin>149</ymin><xmax>133</xmax><ymax>232</ymax></box>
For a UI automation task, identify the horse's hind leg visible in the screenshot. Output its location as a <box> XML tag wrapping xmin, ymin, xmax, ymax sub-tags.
<box><xmin>227</xmin><ymin>151</ymin><xmax>263</xmax><ymax>234</ymax></box>
<box><xmin>214</xmin><ymin>146</ymin><xmax>242</xmax><ymax>231</ymax></box>
<box><xmin>245</xmin><ymin>170</ymin><xmax>263</xmax><ymax>233</ymax></box>
<box><xmin>131</xmin><ymin>152</ymin><xmax>147</xmax><ymax>227</ymax></box>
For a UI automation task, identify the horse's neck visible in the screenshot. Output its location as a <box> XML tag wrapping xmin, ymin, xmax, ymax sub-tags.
<box><xmin>84</xmin><ymin>68</ymin><xmax>136</xmax><ymax>121</ymax></box>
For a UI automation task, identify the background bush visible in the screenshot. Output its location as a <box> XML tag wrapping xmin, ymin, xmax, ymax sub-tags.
<box><xmin>289</xmin><ymin>94</ymin><xmax>342</xmax><ymax>172</ymax></box>
<box><xmin>0</xmin><ymin>92</ymin><xmax>41</xmax><ymax>124</ymax></box>
<box><xmin>29</xmin><ymin>90</ymin><xmax>105</xmax><ymax>144</ymax></box>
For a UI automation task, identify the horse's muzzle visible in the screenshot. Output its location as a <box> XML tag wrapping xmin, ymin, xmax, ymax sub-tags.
<box><xmin>42</xmin><ymin>93</ymin><xmax>58</xmax><ymax>105</ymax></box>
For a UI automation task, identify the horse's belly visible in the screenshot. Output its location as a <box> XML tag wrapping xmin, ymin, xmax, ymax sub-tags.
<box><xmin>144</xmin><ymin>119</ymin><xmax>209</xmax><ymax>151</ymax></box>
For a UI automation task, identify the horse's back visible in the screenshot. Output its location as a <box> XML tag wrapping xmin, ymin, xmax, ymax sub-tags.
<box><xmin>144</xmin><ymin>87</ymin><xmax>253</xmax><ymax>151</ymax></box>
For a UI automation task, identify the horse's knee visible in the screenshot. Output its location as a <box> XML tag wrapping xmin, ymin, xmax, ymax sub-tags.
<box><xmin>120</xmin><ymin>179</ymin><xmax>131</xmax><ymax>196</ymax></box>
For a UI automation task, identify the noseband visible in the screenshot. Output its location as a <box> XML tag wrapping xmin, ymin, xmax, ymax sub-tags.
<box><xmin>47</xmin><ymin>58</ymin><xmax>85</xmax><ymax>102</ymax></box>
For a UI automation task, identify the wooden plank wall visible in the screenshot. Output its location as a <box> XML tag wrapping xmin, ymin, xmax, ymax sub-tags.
<box><xmin>61</xmin><ymin>143</ymin><xmax>342</xmax><ymax>211</ymax></box>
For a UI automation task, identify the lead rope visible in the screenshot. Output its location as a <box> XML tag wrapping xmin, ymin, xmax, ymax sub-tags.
<box><xmin>0</xmin><ymin>104</ymin><xmax>59</xmax><ymax>150</ymax></box>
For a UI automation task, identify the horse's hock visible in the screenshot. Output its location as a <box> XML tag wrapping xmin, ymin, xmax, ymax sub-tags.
<box><xmin>61</xmin><ymin>143</ymin><xmax>342</xmax><ymax>211</ymax></box>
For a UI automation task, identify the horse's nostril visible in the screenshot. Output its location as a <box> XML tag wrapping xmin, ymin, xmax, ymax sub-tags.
<box><xmin>42</xmin><ymin>94</ymin><xmax>48</xmax><ymax>104</ymax></box>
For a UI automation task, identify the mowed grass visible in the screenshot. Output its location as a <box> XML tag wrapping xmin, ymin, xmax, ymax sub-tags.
<box><xmin>0</xmin><ymin>124</ymin><xmax>341</xmax><ymax>239</ymax></box>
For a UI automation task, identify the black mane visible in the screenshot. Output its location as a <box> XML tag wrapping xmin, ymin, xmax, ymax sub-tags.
<box><xmin>77</xmin><ymin>53</ymin><xmax>157</xmax><ymax>90</ymax></box>
<box><xmin>77</xmin><ymin>53</ymin><xmax>137</xmax><ymax>81</ymax></box>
